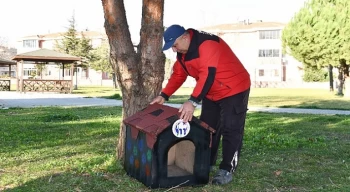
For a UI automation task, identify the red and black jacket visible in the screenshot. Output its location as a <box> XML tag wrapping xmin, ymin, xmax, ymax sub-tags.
<box><xmin>161</xmin><ymin>29</ymin><xmax>251</xmax><ymax>102</ymax></box>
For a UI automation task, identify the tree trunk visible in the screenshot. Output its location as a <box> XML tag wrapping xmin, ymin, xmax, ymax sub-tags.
<box><xmin>344</xmin><ymin>64</ymin><xmax>350</xmax><ymax>97</ymax></box>
<box><xmin>328</xmin><ymin>64</ymin><xmax>333</xmax><ymax>92</ymax></box>
<box><xmin>337</xmin><ymin>59</ymin><xmax>347</xmax><ymax>95</ymax></box>
<box><xmin>102</xmin><ymin>0</ymin><xmax>165</xmax><ymax>160</ymax></box>
<box><xmin>112</xmin><ymin>72</ymin><xmax>117</xmax><ymax>89</ymax></box>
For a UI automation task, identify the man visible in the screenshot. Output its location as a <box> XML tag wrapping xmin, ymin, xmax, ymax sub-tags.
<box><xmin>150</xmin><ymin>24</ymin><xmax>250</xmax><ymax>185</ymax></box>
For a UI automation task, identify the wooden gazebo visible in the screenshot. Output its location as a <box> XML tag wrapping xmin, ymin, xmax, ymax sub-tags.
<box><xmin>0</xmin><ymin>58</ymin><xmax>17</xmax><ymax>91</ymax></box>
<box><xmin>12</xmin><ymin>48</ymin><xmax>81</xmax><ymax>93</ymax></box>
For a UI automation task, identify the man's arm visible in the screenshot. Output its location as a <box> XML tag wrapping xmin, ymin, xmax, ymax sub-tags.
<box><xmin>160</xmin><ymin>60</ymin><xmax>188</xmax><ymax>100</ymax></box>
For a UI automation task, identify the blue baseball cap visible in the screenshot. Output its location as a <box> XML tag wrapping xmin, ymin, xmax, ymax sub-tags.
<box><xmin>162</xmin><ymin>24</ymin><xmax>186</xmax><ymax>51</ymax></box>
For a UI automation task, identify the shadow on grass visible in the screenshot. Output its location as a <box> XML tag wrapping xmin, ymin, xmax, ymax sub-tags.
<box><xmin>249</xmin><ymin>96</ymin><xmax>350</xmax><ymax>110</ymax></box>
<box><xmin>1</xmin><ymin>108</ymin><xmax>350</xmax><ymax>191</ymax></box>
<box><xmin>169</xmin><ymin>94</ymin><xmax>350</xmax><ymax>110</ymax></box>
<box><xmin>244</xmin><ymin>112</ymin><xmax>350</xmax><ymax>151</ymax></box>
<box><xmin>100</xmin><ymin>93</ymin><xmax>122</xmax><ymax>100</ymax></box>
<box><xmin>279</xmin><ymin>99</ymin><xmax>350</xmax><ymax>110</ymax></box>
<box><xmin>1</xmin><ymin>106</ymin><xmax>123</xmax><ymax>170</ymax></box>
<box><xmin>2</xmin><ymin>171</ymin><xmax>144</xmax><ymax>192</ymax></box>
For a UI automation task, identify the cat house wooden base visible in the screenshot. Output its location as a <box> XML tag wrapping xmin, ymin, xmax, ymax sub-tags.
<box><xmin>123</xmin><ymin>103</ymin><xmax>215</xmax><ymax>188</ymax></box>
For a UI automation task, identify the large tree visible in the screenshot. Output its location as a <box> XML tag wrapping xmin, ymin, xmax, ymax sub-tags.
<box><xmin>101</xmin><ymin>0</ymin><xmax>165</xmax><ymax>159</ymax></box>
<box><xmin>282</xmin><ymin>0</ymin><xmax>350</xmax><ymax>95</ymax></box>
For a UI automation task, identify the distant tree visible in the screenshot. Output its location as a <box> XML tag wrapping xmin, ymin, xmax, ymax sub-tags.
<box><xmin>78</xmin><ymin>33</ymin><xmax>93</xmax><ymax>67</ymax></box>
<box><xmin>102</xmin><ymin>0</ymin><xmax>165</xmax><ymax>160</ymax></box>
<box><xmin>34</xmin><ymin>63</ymin><xmax>47</xmax><ymax>79</ymax></box>
<box><xmin>282</xmin><ymin>0</ymin><xmax>350</xmax><ymax>95</ymax></box>
<box><xmin>90</xmin><ymin>41</ymin><xmax>118</xmax><ymax>88</ymax></box>
<box><xmin>303</xmin><ymin>66</ymin><xmax>329</xmax><ymax>82</ymax></box>
<box><xmin>55</xmin><ymin>15</ymin><xmax>94</xmax><ymax>67</ymax></box>
<box><xmin>0</xmin><ymin>37</ymin><xmax>8</xmax><ymax>48</ymax></box>
<box><xmin>55</xmin><ymin>15</ymin><xmax>80</xmax><ymax>55</ymax></box>
<box><xmin>90</xmin><ymin>41</ymin><xmax>112</xmax><ymax>73</ymax></box>
<box><xmin>0</xmin><ymin>37</ymin><xmax>17</xmax><ymax>60</ymax></box>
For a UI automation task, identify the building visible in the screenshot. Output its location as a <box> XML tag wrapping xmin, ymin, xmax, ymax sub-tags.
<box><xmin>200</xmin><ymin>20</ymin><xmax>304</xmax><ymax>87</ymax></box>
<box><xmin>164</xmin><ymin>21</ymin><xmax>304</xmax><ymax>88</ymax></box>
<box><xmin>16</xmin><ymin>30</ymin><xmax>113</xmax><ymax>86</ymax></box>
<box><xmin>15</xmin><ymin>21</ymin><xmax>306</xmax><ymax>89</ymax></box>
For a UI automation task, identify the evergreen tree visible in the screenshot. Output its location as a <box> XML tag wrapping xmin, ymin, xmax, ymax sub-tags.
<box><xmin>78</xmin><ymin>32</ymin><xmax>93</xmax><ymax>66</ymax></box>
<box><xmin>55</xmin><ymin>14</ymin><xmax>94</xmax><ymax>67</ymax></box>
<box><xmin>282</xmin><ymin>0</ymin><xmax>350</xmax><ymax>95</ymax></box>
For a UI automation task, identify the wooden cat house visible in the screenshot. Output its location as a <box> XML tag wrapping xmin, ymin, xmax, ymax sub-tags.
<box><xmin>123</xmin><ymin>103</ymin><xmax>215</xmax><ymax>188</ymax></box>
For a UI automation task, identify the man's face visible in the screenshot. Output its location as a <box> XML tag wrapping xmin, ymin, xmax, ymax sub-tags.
<box><xmin>171</xmin><ymin>35</ymin><xmax>189</xmax><ymax>54</ymax></box>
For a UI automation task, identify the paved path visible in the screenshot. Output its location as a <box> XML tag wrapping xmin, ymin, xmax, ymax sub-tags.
<box><xmin>0</xmin><ymin>92</ymin><xmax>121</xmax><ymax>108</ymax></box>
<box><xmin>1</xmin><ymin>91</ymin><xmax>350</xmax><ymax>115</ymax></box>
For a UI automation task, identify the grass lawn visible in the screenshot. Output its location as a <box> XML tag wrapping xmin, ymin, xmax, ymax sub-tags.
<box><xmin>1</xmin><ymin>106</ymin><xmax>349</xmax><ymax>191</ymax></box>
<box><xmin>72</xmin><ymin>86</ymin><xmax>350</xmax><ymax>110</ymax></box>
<box><xmin>72</xmin><ymin>86</ymin><xmax>122</xmax><ymax>99</ymax></box>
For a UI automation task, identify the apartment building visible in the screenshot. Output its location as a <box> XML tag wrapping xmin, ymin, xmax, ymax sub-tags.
<box><xmin>201</xmin><ymin>21</ymin><xmax>303</xmax><ymax>86</ymax></box>
<box><xmin>162</xmin><ymin>21</ymin><xmax>303</xmax><ymax>88</ymax></box>
<box><xmin>15</xmin><ymin>21</ymin><xmax>304</xmax><ymax>88</ymax></box>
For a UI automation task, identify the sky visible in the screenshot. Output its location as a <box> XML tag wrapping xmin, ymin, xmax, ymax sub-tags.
<box><xmin>0</xmin><ymin>0</ymin><xmax>307</xmax><ymax>47</ymax></box>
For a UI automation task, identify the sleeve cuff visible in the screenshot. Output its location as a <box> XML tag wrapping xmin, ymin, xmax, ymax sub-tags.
<box><xmin>189</xmin><ymin>96</ymin><xmax>201</xmax><ymax>104</ymax></box>
<box><xmin>160</xmin><ymin>92</ymin><xmax>169</xmax><ymax>101</ymax></box>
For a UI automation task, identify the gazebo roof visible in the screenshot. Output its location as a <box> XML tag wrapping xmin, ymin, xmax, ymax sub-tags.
<box><xmin>12</xmin><ymin>48</ymin><xmax>81</xmax><ymax>63</ymax></box>
<box><xmin>0</xmin><ymin>58</ymin><xmax>16</xmax><ymax>65</ymax></box>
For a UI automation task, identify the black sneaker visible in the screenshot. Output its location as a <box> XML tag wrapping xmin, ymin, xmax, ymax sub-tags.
<box><xmin>212</xmin><ymin>169</ymin><xmax>232</xmax><ymax>185</ymax></box>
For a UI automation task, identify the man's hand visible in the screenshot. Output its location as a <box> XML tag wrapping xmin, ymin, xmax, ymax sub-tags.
<box><xmin>179</xmin><ymin>101</ymin><xmax>195</xmax><ymax>123</ymax></box>
<box><xmin>150</xmin><ymin>96</ymin><xmax>165</xmax><ymax>105</ymax></box>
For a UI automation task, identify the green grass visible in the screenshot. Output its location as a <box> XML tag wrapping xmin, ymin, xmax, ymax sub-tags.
<box><xmin>72</xmin><ymin>86</ymin><xmax>121</xmax><ymax>98</ymax></box>
<box><xmin>1</xmin><ymin>106</ymin><xmax>349</xmax><ymax>191</ymax></box>
<box><xmin>169</xmin><ymin>88</ymin><xmax>350</xmax><ymax>110</ymax></box>
<box><xmin>249</xmin><ymin>88</ymin><xmax>350</xmax><ymax>110</ymax></box>
<box><xmin>71</xmin><ymin>86</ymin><xmax>350</xmax><ymax>110</ymax></box>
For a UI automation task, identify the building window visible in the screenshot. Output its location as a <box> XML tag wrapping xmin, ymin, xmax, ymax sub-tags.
<box><xmin>272</xmin><ymin>69</ymin><xmax>279</xmax><ymax>77</ymax></box>
<box><xmin>102</xmin><ymin>72</ymin><xmax>112</xmax><ymax>80</ymax></box>
<box><xmin>258</xmin><ymin>49</ymin><xmax>280</xmax><ymax>57</ymax></box>
<box><xmin>24</xmin><ymin>68</ymin><xmax>36</xmax><ymax>76</ymax></box>
<box><xmin>259</xmin><ymin>30</ymin><xmax>280</xmax><ymax>39</ymax></box>
<box><xmin>64</xmin><ymin>69</ymin><xmax>71</xmax><ymax>76</ymax></box>
<box><xmin>82</xmin><ymin>68</ymin><xmax>88</xmax><ymax>78</ymax></box>
<box><xmin>23</xmin><ymin>40</ymin><xmax>37</xmax><ymax>48</ymax></box>
<box><xmin>259</xmin><ymin>69</ymin><xmax>264</xmax><ymax>76</ymax></box>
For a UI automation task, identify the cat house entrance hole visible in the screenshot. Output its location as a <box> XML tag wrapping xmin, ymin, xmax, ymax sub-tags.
<box><xmin>167</xmin><ymin>140</ymin><xmax>195</xmax><ymax>177</ymax></box>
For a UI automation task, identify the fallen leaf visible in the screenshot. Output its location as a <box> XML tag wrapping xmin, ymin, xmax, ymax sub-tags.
<box><xmin>274</xmin><ymin>170</ymin><xmax>282</xmax><ymax>176</ymax></box>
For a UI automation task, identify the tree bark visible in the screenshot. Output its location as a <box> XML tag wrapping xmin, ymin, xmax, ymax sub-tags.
<box><xmin>328</xmin><ymin>64</ymin><xmax>333</xmax><ymax>92</ymax></box>
<box><xmin>344</xmin><ymin>64</ymin><xmax>350</xmax><ymax>97</ymax></box>
<box><xmin>101</xmin><ymin>0</ymin><xmax>165</xmax><ymax>160</ymax></box>
<box><xmin>337</xmin><ymin>59</ymin><xmax>347</xmax><ymax>95</ymax></box>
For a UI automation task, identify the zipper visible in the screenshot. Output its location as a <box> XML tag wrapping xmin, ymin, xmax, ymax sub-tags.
<box><xmin>176</xmin><ymin>54</ymin><xmax>190</xmax><ymax>76</ymax></box>
<box><xmin>178</xmin><ymin>57</ymin><xmax>190</xmax><ymax>76</ymax></box>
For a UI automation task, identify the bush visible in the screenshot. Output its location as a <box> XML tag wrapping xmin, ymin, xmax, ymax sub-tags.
<box><xmin>303</xmin><ymin>67</ymin><xmax>329</xmax><ymax>82</ymax></box>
